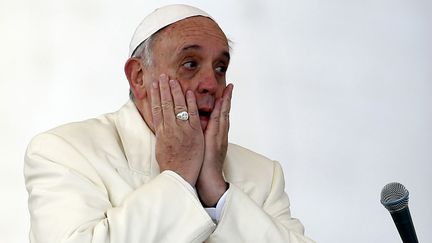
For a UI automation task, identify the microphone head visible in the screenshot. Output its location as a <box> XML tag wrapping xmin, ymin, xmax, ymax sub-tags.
<box><xmin>381</xmin><ymin>182</ymin><xmax>409</xmax><ymax>212</ymax></box>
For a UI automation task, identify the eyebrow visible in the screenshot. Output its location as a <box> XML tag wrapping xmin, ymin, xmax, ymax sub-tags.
<box><xmin>181</xmin><ymin>44</ymin><xmax>231</xmax><ymax>61</ymax></box>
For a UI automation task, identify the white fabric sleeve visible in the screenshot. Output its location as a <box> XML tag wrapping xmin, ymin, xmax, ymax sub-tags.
<box><xmin>205</xmin><ymin>161</ymin><xmax>315</xmax><ymax>243</ymax></box>
<box><xmin>24</xmin><ymin>133</ymin><xmax>216</xmax><ymax>243</ymax></box>
<box><xmin>204</xmin><ymin>189</ymin><xmax>228</xmax><ymax>223</ymax></box>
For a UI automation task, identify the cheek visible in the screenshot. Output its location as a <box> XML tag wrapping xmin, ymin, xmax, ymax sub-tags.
<box><xmin>216</xmin><ymin>85</ymin><xmax>225</xmax><ymax>97</ymax></box>
<box><xmin>175</xmin><ymin>79</ymin><xmax>189</xmax><ymax>93</ymax></box>
<box><xmin>146</xmin><ymin>61</ymin><xmax>177</xmax><ymax>81</ymax></box>
<box><xmin>175</xmin><ymin>68</ymin><xmax>196</xmax><ymax>81</ymax></box>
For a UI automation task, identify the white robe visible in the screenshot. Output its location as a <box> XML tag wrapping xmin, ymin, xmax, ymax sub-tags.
<box><xmin>24</xmin><ymin>100</ymin><xmax>314</xmax><ymax>243</ymax></box>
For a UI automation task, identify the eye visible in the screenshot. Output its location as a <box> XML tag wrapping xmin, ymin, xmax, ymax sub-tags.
<box><xmin>215</xmin><ymin>65</ymin><xmax>227</xmax><ymax>73</ymax></box>
<box><xmin>183</xmin><ymin>60</ymin><xmax>198</xmax><ymax>70</ymax></box>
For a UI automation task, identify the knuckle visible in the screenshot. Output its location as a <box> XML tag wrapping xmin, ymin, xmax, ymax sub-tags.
<box><xmin>188</xmin><ymin>110</ymin><xmax>198</xmax><ymax>116</ymax></box>
<box><xmin>211</xmin><ymin>114</ymin><xmax>220</xmax><ymax>121</ymax></box>
<box><xmin>161</xmin><ymin>100</ymin><xmax>173</xmax><ymax>109</ymax></box>
<box><xmin>152</xmin><ymin>105</ymin><xmax>162</xmax><ymax>114</ymax></box>
<box><xmin>221</xmin><ymin>111</ymin><xmax>230</xmax><ymax>120</ymax></box>
<box><xmin>174</xmin><ymin>104</ymin><xmax>187</xmax><ymax>111</ymax></box>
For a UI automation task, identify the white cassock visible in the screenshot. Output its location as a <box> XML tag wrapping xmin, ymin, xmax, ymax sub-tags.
<box><xmin>24</xmin><ymin>101</ymin><xmax>314</xmax><ymax>243</ymax></box>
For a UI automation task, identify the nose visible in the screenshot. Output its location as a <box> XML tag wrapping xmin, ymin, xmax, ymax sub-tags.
<box><xmin>197</xmin><ymin>67</ymin><xmax>219</xmax><ymax>95</ymax></box>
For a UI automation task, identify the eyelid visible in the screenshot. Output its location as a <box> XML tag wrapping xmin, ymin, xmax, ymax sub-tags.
<box><xmin>215</xmin><ymin>66</ymin><xmax>227</xmax><ymax>73</ymax></box>
<box><xmin>215</xmin><ymin>61</ymin><xmax>228</xmax><ymax>73</ymax></box>
<box><xmin>181</xmin><ymin>59</ymin><xmax>199</xmax><ymax>71</ymax></box>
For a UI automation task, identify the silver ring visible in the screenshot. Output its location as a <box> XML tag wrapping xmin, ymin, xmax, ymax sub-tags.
<box><xmin>176</xmin><ymin>111</ymin><xmax>189</xmax><ymax>121</ymax></box>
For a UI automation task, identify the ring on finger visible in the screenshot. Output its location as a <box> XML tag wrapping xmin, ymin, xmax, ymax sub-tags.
<box><xmin>176</xmin><ymin>111</ymin><xmax>189</xmax><ymax>121</ymax></box>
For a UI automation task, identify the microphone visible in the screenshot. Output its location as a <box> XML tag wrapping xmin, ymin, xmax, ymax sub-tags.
<box><xmin>380</xmin><ymin>182</ymin><xmax>419</xmax><ymax>243</ymax></box>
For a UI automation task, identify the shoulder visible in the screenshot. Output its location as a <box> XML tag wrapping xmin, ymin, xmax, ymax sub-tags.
<box><xmin>29</xmin><ymin>111</ymin><xmax>117</xmax><ymax>148</ymax></box>
<box><xmin>224</xmin><ymin>143</ymin><xmax>279</xmax><ymax>183</ymax></box>
<box><xmin>24</xmin><ymin>110</ymin><xmax>126</xmax><ymax>188</ymax></box>
<box><xmin>49</xmin><ymin>112</ymin><xmax>118</xmax><ymax>144</ymax></box>
<box><xmin>226</xmin><ymin>143</ymin><xmax>276</xmax><ymax>171</ymax></box>
<box><xmin>25</xmin><ymin>111</ymin><xmax>121</xmax><ymax>169</ymax></box>
<box><xmin>224</xmin><ymin>143</ymin><xmax>285</xmax><ymax>205</ymax></box>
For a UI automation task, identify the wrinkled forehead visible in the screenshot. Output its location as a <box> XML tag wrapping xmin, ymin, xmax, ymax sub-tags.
<box><xmin>149</xmin><ymin>17</ymin><xmax>230</xmax><ymax>65</ymax></box>
<box><xmin>155</xmin><ymin>17</ymin><xmax>228</xmax><ymax>44</ymax></box>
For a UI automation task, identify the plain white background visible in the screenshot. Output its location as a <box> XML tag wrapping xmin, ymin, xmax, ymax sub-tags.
<box><xmin>1</xmin><ymin>0</ymin><xmax>431</xmax><ymax>242</ymax></box>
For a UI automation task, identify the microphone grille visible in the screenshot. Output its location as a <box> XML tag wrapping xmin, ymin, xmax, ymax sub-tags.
<box><xmin>380</xmin><ymin>182</ymin><xmax>409</xmax><ymax>212</ymax></box>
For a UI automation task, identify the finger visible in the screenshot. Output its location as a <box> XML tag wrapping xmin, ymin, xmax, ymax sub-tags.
<box><xmin>185</xmin><ymin>90</ymin><xmax>201</xmax><ymax>129</ymax></box>
<box><xmin>150</xmin><ymin>80</ymin><xmax>163</xmax><ymax>130</ymax></box>
<box><xmin>220</xmin><ymin>84</ymin><xmax>233</xmax><ymax>120</ymax></box>
<box><xmin>169</xmin><ymin>79</ymin><xmax>188</xmax><ymax>117</ymax></box>
<box><xmin>219</xmin><ymin>84</ymin><xmax>234</xmax><ymax>136</ymax></box>
<box><xmin>158</xmin><ymin>74</ymin><xmax>176</xmax><ymax>124</ymax></box>
<box><xmin>206</xmin><ymin>98</ymin><xmax>222</xmax><ymax>136</ymax></box>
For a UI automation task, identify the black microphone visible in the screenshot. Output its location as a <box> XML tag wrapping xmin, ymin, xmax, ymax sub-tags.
<box><xmin>380</xmin><ymin>182</ymin><xmax>419</xmax><ymax>243</ymax></box>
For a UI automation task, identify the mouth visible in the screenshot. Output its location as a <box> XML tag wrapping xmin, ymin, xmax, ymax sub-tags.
<box><xmin>198</xmin><ymin>108</ymin><xmax>212</xmax><ymax>120</ymax></box>
<box><xmin>198</xmin><ymin>107</ymin><xmax>213</xmax><ymax>129</ymax></box>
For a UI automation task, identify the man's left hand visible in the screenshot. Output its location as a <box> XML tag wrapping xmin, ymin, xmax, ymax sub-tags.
<box><xmin>196</xmin><ymin>84</ymin><xmax>234</xmax><ymax>207</ymax></box>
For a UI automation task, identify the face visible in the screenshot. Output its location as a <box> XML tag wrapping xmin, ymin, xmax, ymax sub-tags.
<box><xmin>133</xmin><ymin>16</ymin><xmax>230</xmax><ymax>131</ymax></box>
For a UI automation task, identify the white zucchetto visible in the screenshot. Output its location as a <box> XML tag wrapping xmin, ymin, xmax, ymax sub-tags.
<box><xmin>128</xmin><ymin>4</ymin><xmax>213</xmax><ymax>57</ymax></box>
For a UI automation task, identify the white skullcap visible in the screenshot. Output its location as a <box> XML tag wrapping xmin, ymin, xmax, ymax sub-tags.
<box><xmin>128</xmin><ymin>4</ymin><xmax>213</xmax><ymax>57</ymax></box>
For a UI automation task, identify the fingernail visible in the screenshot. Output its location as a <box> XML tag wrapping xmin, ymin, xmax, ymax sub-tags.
<box><xmin>169</xmin><ymin>79</ymin><xmax>176</xmax><ymax>87</ymax></box>
<box><xmin>152</xmin><ymin>81</ymin><xmax>158</xmax><ymax>88</ymax></box>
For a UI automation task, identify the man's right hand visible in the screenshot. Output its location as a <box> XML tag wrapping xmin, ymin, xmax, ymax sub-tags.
<box><xmin>150</xmin><ymin>74</ymin><xmax>204</xmax><ymax>186</ymax></box>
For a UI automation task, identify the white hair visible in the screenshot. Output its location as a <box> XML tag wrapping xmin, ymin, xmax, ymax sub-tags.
<box><xmin>129</xmin><ymin>34</ymin><xmax>156</xmax><ymax>100</ymax></box>
<box><xmin>131</xmin><ymin>35</ymin><xmax>155</xmax><ymax>66</ymax></box>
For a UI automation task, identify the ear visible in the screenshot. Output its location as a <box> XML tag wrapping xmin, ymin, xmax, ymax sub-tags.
<box><xmin>124</xmin><ymin>58</ymin><xmax>147</xmax><ymax>100</ymax></box>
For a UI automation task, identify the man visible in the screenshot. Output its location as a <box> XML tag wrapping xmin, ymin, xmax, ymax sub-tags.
<box><xmin>24</xmin><ymin>4</ymin><xmax>314</xmax><ymax>243</ymax></box>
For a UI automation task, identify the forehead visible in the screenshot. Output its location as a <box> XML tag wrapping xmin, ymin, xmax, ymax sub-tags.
<box><xmin>154</xmin><ymin>16</ymin><xmax>229</xmax><ymax>51</ymax></box>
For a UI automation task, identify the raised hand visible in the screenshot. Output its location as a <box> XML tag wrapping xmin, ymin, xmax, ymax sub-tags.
<box><xmin>151</xmin><ymin>74</ymin><xmax>204</xmax><ymax>186</ymax></box>
<box><xmin>196</xmin><ymin>84</ymin><xmax>234</xmax><ymax>206</ymax></box>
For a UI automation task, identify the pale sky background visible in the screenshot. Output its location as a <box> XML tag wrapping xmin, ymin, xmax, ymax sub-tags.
<box><xmin>1</xmin><ymin>0</ymin><xmax>431</xmax><ymax>242</ymax></box>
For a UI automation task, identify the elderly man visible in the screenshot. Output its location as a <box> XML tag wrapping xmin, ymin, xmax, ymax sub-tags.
<box><xmin>24</xmin><ymin>4</ymin><xmax>314</xmax><ymax>243</ymax></box>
